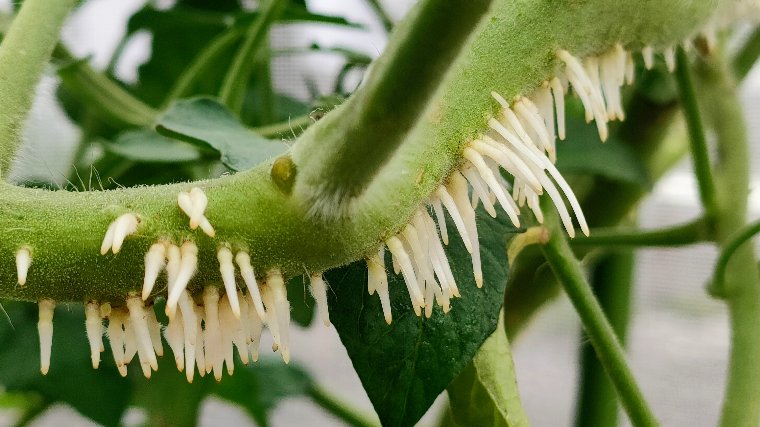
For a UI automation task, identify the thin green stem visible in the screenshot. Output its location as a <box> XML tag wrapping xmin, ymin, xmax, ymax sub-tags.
<box><xmin>253</xmin><ymin>114</ymin><xmax>314</xmax><ymax>138</ymax></box>
<box><xmin>575</xmin><ymin>249</ymin><xmax>635</xmax><ymax>427</ymax></box>
<box><xmin>0</xmin><ymin>0</ymin><xmax>77</xmax><ymax>176</ymax></box>
<box><xmin>363</xmin><ymin>0</ymin><xmax>394</xmax><ymax>33</ymax></box>
<box><xmin>308</xmin><ymin>386</ymin><xmax>379</xmax><ymax>427</ymax></box>
<box><xmin>733</xmin><ymin>26</ymin><xmax>760</xmax><ymax>81</ymax></box>
<box><xmin>163</xmin><ymin>28</ymin><xmax>244</xmax><ymax>108</ymax></box>
<box><xmin>710</xmin><ymin>219</ymin><xmax>760</xmax><ymax>297</ymax></box>
<box><xmin>218</xmin><ymin>0</ymin><xmax>286</xmax><ymax>114</ymax></box>
<box><xmin>571</xmin><ymin>217</ymin><xmax>711</xmax><ymax>248</ymax></box>
<box><xmin>541</xmin><ymin>210</ymin><xmax>657</xmax><ymax>427</ymax></box>
<box><xmin>675</xmin><ymin>46</ymin><xmax>719</xmax><ymax>219</ymax></box>
<box><xmin>694</xmin><ymin>49</ymin><xmax>760</xmax><ymax>427</ymax></box>
<box><xmin>54</xmin><ymin>45</ymin><xmax>158</xmax><ymax>128</ymax></box>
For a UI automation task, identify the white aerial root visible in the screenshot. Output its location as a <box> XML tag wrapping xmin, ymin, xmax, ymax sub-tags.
<box><xmin>309</xmin><ymin>273</ymin><xmax>330</xmax><ymax>326</ymax></box>
<box><xmin>85</xmin><ymin>302</ymin><xmax>103</xmax><ymax>369</ymax></box>
<box><xmin>266</xmin><ymin>270</ymin><xmax>291</xmax><ymax>363</ymax></box>
<box><xmin>217</xmin><ymin>247</ymin><xmax>241</xmax><ymax>319</ymax></box>
<box><xmin>15</xmin><ymin>247</ymin><xmax>31</xmax><ymax>286</ymax></box>
<box><xmin>100</xmin><ymin>213</ymin><xmax>139</xmax><ymax>255</ymax></box>
<box><xmin>235</xmin><ymin>251</ymin><xmax>267</xmax><ymax>321</ymax></box>
<box><xmin>166</xmin><ymin>241</ymin><xmax>198</xmax><ymax>317</ymax></box>
<box><xmin>177</xmin><ymin>187</ymin><xmax>216</xmax><ymax>237</ymax></box>
<box><xmin>127</xmin><ymin>296</ymin><xmax>158</xmax><ymax>377</ymax></box>
<box><xmin>142</xmin><ymin>243</ymin><xmax>166</xmax><ymax>300</ymax></box>
<box><xmin>37</xmin><ymin>299</ymin><xmax>55</xmax><ymax>375</ymax></box>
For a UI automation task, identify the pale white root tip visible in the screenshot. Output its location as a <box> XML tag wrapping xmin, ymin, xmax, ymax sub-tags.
<box><xmin>38</xmin><ymin>299</ymin><xmax>55</xmax><ymax>375</ymax></box>
<box><xmin>217</xmin><ymin>247</ymin><xmax>241</xmax><ymax>319</ymax></box>
<box><xmin>142</xmin><ymin>243</ymin><xmax>167</xmax><ymax>300</ymax></box>
<box><xmin>309</xmin><ymin>273</ymin><xmax>331</xmax><ymax>327</ymax></box>
<box><xmin>267</xmin><ymin>270</ymin><xmax>291</xmax><ymax>363</ymax></box>
<box><xmin>16</xmin><ymin>247</ymin><xmax>31</xmax><ymax>286</ymax></box>
<box><xmin>110</xmin><ymin>213</ymin><xmax>139</xmax><ymax>254</ymax></box>
<box><xmin>166</xmin><ymin>241</ymin><xmax>198</xmax><ymax>318</ymax></box>
<box><xmin>663</xmin><ymin>46</ymin><xmax>676</xmax><ymax>73</ymax></box>
<box><xmin>235</xmin><ymin>251</ymin><xmax>267</xmax><ymax>322</ymax></box>
<box><xmin>366</xmin><ymin>250</ymin><xmax>391</xmax><ymax>324</ymax></box>
<box><xmin>179</xmin><ymin>189</ymin><xmax>216</xmax><ymax>237</ymax></box>
<box><xmin>85</xmin><ymin>302</ymin><xmax>103</xmax><ymax>369</ymax></box>
<box><xmin>126</xmin><ymin>296</ymin><xmax>158</xmax><ymax>372</ymax></box>
<box><xmin>202</xmin><ymin>286</ymin><xmax>224</xmax><ymax>381</ymax></box>
<box><xmin>386</xmin><ymin>236</ymin><xmax>425</xmax><ymax>309</ymax></box>
<box><xmin>642</xmin><ymin>46</ymin><xmax>654</xmax><ymax>70</ymax></box>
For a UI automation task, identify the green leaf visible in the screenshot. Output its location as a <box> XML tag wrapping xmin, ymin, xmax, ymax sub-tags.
<box><xmin>556</xmin><ymin>101</ymin><xmax>651</xmax><ymax>187</ymax></box>
<box><xmin>157</xmin><ymin>97</ymin><xmax>288</xmax><ymax>171</ymax></box>
<box><xmin>326</xmin><ymin>206</ymin><xmax>515</xmax><ymax>427</ymax></box>
<box><xmin>0</xmin><ymin>303</ymin><xmax>132</xmax><ymax>427</ymax></box>
<box><xmin>446</xmin><ymin>313</ymin><xmax>530</xmax><ymax>427</ymax></box>
<box><xmin>103</xmin><ymin>129</ymin><xmax>203</xmax><ymax>163</ymax></box>
<box><xmin>215</xmin><ymin>359</ymin><xmax>313</xmax><ymax>427</ymax></box>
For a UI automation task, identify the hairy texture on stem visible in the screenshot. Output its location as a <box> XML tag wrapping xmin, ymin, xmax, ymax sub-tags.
<box><xmin>0</xmin><ymin>0</ymin><xmax>77</xmax><ymax>176</ymax></box>
<box><xmin>0</xmin><ymin>0</ymin><xmax>719</xmax><ymax>303</ymax></box>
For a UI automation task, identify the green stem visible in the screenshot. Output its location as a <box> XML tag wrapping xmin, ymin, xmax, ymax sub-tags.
<box><xmin>291</xmin><ymin>0</ymin><xmax>494</xmax><ymax>212</ymax></box>
<box><xmin>541</xmin><ymin>210</ymin><xmax>657</xmax><ymax>427</ymax></box>
<box><xmin>253</xmin><ymin>114</ymin><xmax>314</xmax><ymax>138</ymax></box>
<box><xmin>695</xmin><ymin>51</ymin><xmax>760</xmax><ymax>427</ymax></box>
<box><xmin>574</xmin><ymin>250</ymin><xmax>635</xmax><ymax>427</ymax></box>
<box><xmin>54</xmin><ymin>45</ymin><xmax>158</xmax><ymax>128</ymax></box>
<box><xmin>675</xmin><ymin>46</ymin><xmax>719</xmax><ymax>219</ymax></box>
<box><xmin>733</xmin><ymin>26</ymin><xmax>760</xmax><ymax>81</ymax></box>
<box><xmin>571</xmin><ymin>217</ymin><xmax>711</xmax><ymax>248</ymax></box>
<box><xmin>710</xmin><ymin>219</ymin><xmax>760</xmax><ymax>297</ymax></box>
<box><xmin>0</xmin><ymin>0</ymin><xmax>77</xmax><ymax>176</ymax></box>
<box><xmin>163</xmin><ymin>27</ymin><xmax>244</xmax><ymax>108</ymax></box>
<box><xmin>218</xmin><ymin>0</ymin><xmax>286</xmax><ymax>115</ymax></box>
<box><xmin>308</xmin><ymin>386</ymin><xmax>379</xmax><ymax>427</ymax></box>
<box><xmin>363</xmin><ymin>0</ymin><xmax>394</xmax><ymax>33</ymax></box>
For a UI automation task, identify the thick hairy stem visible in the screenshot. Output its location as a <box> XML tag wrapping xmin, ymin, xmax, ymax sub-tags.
<box><xmin>0</xmin><ymin>0</ymin><xmax>717</xmax><ymax>303</ymax></box>
<box><xmin>697</xmin><ymin>50</ymin><xmax>760</xmax><ymax>427</ymax></box>
<box><xmin>0</xmin><ymin>0</ymin><xmax>77</xmax><ymax>176</ymax></box>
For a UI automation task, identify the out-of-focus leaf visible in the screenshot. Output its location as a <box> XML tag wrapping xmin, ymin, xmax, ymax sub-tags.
<box><xmin>104</xmin><ymin>129</ymin><xmax>203</xmax><ymax>163</ymax></box>
<box><xmin>157</xmin><ymin>97</ymin><xmax>288</xmax><ymax>171</ymax></box>
<box><xmin>0</xmin><ymin>303</ymin><xmax>132</xmax><ymax>427</ymax></box>
<box><xmin>326</xmin><ymin>206</ymin><xmax>515</xmax><ymax>427</ymax></box>
<box><xmin>447</xmin><ymin>313</ymin><xmax>530</xmax><ymax>427</ymax></box>
<box><xmin>215</xmin><ymin>359</ymin><xmax>313</xmax><ymax>427</ymax></box>
<box><xmin>556</xmin><ymin>100</ymin><xmax>650</xmax><ymax>187</ymax></box>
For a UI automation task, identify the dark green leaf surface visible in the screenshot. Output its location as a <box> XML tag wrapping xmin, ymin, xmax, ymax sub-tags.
<box><xmin>157</xmin><ymin>97</ymin><xmax>288</xmax><ymax>171</ymax></box>
<box><xmin>0</xmin><ymin>303</ymin><xmax>132</xmax><ymax>426</ymax></box>
<box><xmin>326</xmin><ymin>207</ymin><xmax>514</xmax><ymax>427</ymax></box>
<box><xmin>104</xmin><ymin>129</ymin><xmax>203</xmax><ymax>163</ymax></box>
<box><xmin>447</xmin><ymin>314</ymin><xmax>529</xmax><ymax>427</ymax></box>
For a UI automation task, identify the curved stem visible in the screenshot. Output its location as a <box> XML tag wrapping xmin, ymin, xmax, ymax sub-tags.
<box><xmin>695</xmin><ymin>49</ymin><xmax>760</xmax><ymax>427</ymax></box>
<box><xmin>218</xmin><ymin>0</ymin><xmax>286</xmax><ymax>114</ymax></box>
<box><xmin>675</xmin><ymin>46</ymin><xmax>719</xmax><ymax>219</ymax></box>
<box><xmin>54</xmin><ymin>45</ymin><xmax>158</xmax><ymax>128</ymax></box>
<box><xmin>363</xmin><ymin>0</ymin><xmax>394</xmax><ymax>33</ymax></box>
<box><xmin>733</xmin><ymin>26</ymin><xmax>760</xmax><ymax>81</ymax></box>
<box><xmin>710</xmin><ymin>219</ymin><xmax>760</xmax><ymax>296</ymax></box>
<box><xmin>541</xmin><ymin>210</ymin><xmax>658</xmax><ymax>427</ymax></box>
<box><xmin>0</xmin><ymin>0</ymin><xmax>77</xmax><ymax>176</ymax></box>
<box><xmin>253</xmin><ymin>114</ymin><xmax>314</xmax><ymax>138</ymax></box>
<box><xmin>571</xmin><ymin>217</ymin><xmax>711</xmax><ymax>248</ymax></box>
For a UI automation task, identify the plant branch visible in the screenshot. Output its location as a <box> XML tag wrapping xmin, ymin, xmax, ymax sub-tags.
<box><xmin>733</xmin><ymin>26</ymin><xmax>760</xmax><ymax>80</ymax></box>
<box><xmin>709</xmin><ymin>219</ymin><xmax>760</xmax><ymax>297</ymax></box>
<box><xmin>0</xmin><ymin>0</ymin><xmax>77</xmax><ymax>176</ymax></box>
<box><xmin>675</xmin><ymin>46</ymin><xmax>719</xmax><ymax>219</ymax></box>
<box><xmin>571</xmin><ymin>217</ymin><xmax>711</xmax><ymax>248</ymax></box>
<box><xmin>363</xmin><ymin>0</ymin><xmax>394</xmax><ymax>33</ymax></box>
<box><xmin>253</xmin><ymin>114</ymin><xmax>314</xmax><ymax>138</ymax></box>
<box><xmin>308</xmin><ymin>385</ymin><xmax>379</xmax><ymax>427</ymax></box>
<box><xmin>541</xmin><ymin>210</ymin><xmax>657</xmax><ymax>427</ymax></box>
<box><xmin>54</xmin><ymin>45</ymin><xmax>158</xmax><ymax>128</ymax></box>
<box><xmin>695</xmin><ymin>49</ymin><xmax>760</xmax><ymax>427</ymax></box>
<box><xmin>219</xmin><ymin>0</ymin><xmax>286</xmax><ymax>115</ymax></box>
<box><xmin>575</xmin><ymin>249</ymin><xmax>635</xmax><ymax>427</ymax></box>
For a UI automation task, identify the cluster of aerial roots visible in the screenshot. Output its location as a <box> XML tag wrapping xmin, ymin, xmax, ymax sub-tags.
<box><xmin>26</xmin><ymin>43</ymin><xmax>678</xmax><ymax>378</ymax></box>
